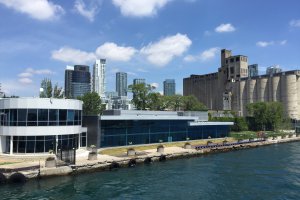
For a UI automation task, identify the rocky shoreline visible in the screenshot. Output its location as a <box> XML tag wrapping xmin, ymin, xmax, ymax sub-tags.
<box><xmin>1</xmin><ymin>135</ymin><xmax>300</xmax><ymax>184</ymax></box>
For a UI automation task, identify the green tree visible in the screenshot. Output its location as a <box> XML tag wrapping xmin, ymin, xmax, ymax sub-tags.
<box><xmin>233</xmin><ymin>117</ymin><xmax>248</xmax><ymax>132</ymax></box>
<box><xmin>146</xmin><ymin>92</ymin><xmax>162</xmax><ymax>110</ymax></box>
<box><xmin>247</xmin><ymin>102</ymin><xmax>284</xmax><ymax>131</ymax></box>
<box><xmin>53</xmin><ymin>83</ymin><xmax>64</xmax><ymax>98</ymax></box>
<box><xmin>77</xmin><ymin>92</ymin><xmax>103</xmax><ymax>115</ymax></box>
<box><xmin>166</xmin><ymin>95</ymin><xmax>183</xmax><ymax>111</ymax></box>
<box><xmin>182</xmin><ymin>95</ymin><xmax>207</xmax><ymax>111</ymax></box>
<box><xmin>40</xmin><ymin>78</ymin><xmax>63</xmax><ymax>98</ymax></box>
<box><xmin>129</xmin><ymin>83</ymin><xmax>151</xmax><ymax>110</ymax></box>
<box><xmin>40</xmin><ymin>78</ymin><xmax>52</xmax><ymax>98</ymax></box>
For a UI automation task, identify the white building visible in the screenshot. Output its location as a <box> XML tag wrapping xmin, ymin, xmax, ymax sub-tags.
<box><xmin>0</xmin><ymin>98</ymin><xmax>87</xmax><ymax>154</ymax></box>
<box><xmin>93</xmin><ymin>59</ymin><xmax>106</xmax><ymax>97</ymax></box>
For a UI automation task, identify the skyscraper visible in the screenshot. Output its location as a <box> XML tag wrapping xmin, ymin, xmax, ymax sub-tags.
<box><xmin>93</xmin><ymin>59</ymin><xmax>106</xmax><ymax>97</ymax></box>
<box><xmin>163</xmin><ymin>79</ymin><xmax>176</xmax><ymax>96</ymax></box>
<box><xmin>0</xmin><ymin>83</ymin><xmax>4</xmax><ymax>98</ymax></box>
<box><xmin>133</xmin><ymin>78</ymin><xmax>145</xmax><ymax>85</ymax></box>
<box><xmin>64</xmin><ymin>65</ymin><xmax>91</xmax><ymax>99</ymax></box>
<box><xmin>266</xmin><ymin>65</ymin><xmax>282</xmax><ymax>75</ymax></box>
<box><xmin>116</xmin><ymin>72</ymin><xmax>127</xmax><ymax>97</ymax></box>
<box><xmin>248</xmin><ymin>64</ymin><xmax>259</xmax><ymax>77</ymax></box>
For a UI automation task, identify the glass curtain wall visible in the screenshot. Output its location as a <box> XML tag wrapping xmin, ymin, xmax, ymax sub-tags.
<box><xmin>100</xmin><ymin>120</ymin><xmax>229</xmax><ymax>147</ymax></box>
<box><xmin>12</xmin><ymin>134</ymin><xmax>81</xmax><ymax>154</ymax></box>
<box><xmin>0</xmin><ymin>109</ymin><xmax>81</xmax><ymax>126</ymax></box>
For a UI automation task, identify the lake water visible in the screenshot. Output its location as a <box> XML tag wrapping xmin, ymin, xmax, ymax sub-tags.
<box><xmin>1</xmin><ymin>142</ymin><xmax>300</xmax><ymax>200</ymax></box>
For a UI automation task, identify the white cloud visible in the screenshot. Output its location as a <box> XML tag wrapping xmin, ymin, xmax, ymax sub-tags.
<box><xmin>256</xmin><ymin>41</ymin><xmax>274</xmax><ymax>47</ymax></box>
<box><xmin>51</xmin><ymin>47</ymin><xmax>96</xmax><ymax>64</ymax></box>
<box><xmin>199</xmin><ymin>47</ymin><xmax>219</xmax><ymax>61</ymax></box>
<box><xmin>112</xmin><ymin>0</ymin><xmax>171</xmax><ymax>17</ymax></box>
<box><xmin>141</xmin><ymin>33</ymin><xmax>192</xmax><ymax>67</ymax></box>
<box><xmin>74</xmin><ymin>0</ymin><xmax>101</xmax><ymax>22</ymax></box>
<box><xmin>0</xmin><ymin>0</ymin><xmax>64</xmax><ymax>21</ymax></box>
<box><xmin>18</xmin><ymin>77</ymin><xmax>33</xmax><ymax>84</ymax></box>
<box><xmin>96</xmin><ymin>42</ymin><xmax>137</xmax><ymax>62</ymax></box>
<box><xmin>184</xmin><ymin>47</ymin><xmax>219</xmax><ymax>62</ymax></box>
<box><xmin>183</xmin><ymin>55</ymin><xmax>197</xmax><ymax>62</ymax></box>
<box><xmin>18</xmin><ymin>72</ymin><xmax>32</xmax><ymax>78</ymax></box>
<box><xmin>215</xmin><ymin>23</ymin><xmax>236</xmax><ymax>33</ymax></box>
<box><xmin>290</xmin><ymin>19</ymin><xmax>300</xmax><ymax>27</ymax></box>
<box><xmin>280</xmin><ymin>40</ymin><xmax>287</xmax><ymax>45</ymax></box>
<box><xmin>26</xmin><ymin>68</ymin><xmax>54</xmax><ymax>75</ymax></box>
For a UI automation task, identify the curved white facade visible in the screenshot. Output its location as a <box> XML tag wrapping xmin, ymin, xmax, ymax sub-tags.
<box><xmin>0</xmin><ymin>98</ymin><xmax>87</xmax><ymax>154</ymax></box>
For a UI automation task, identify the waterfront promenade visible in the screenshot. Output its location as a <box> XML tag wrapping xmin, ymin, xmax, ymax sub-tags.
<box><xmin>1</xmin><ymin>135</ymin><xmax>300</xmax><ymax>184</ymax></box>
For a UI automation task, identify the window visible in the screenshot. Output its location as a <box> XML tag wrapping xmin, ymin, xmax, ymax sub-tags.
<box><xmin>67</xmin><ymin>110</ymin><xmax>75</xmax><ymax>125</ymax></box>
<box><xmin>38</xmin><ymin>109</ymin><xmax>48</xmax><ymax>126</ymax></box>
<box><xmin>230</xmin><ymin>67</ymin><xmax>234</xmax><ymax>74</ymax></box>
<box><xmin>27</xmin><ymin>109</ymin><xmax>37</xmax><ymax>126</ymax></box>
<box><xmin>9</xmin><ymin>109</ymin><xmax>17</xmax><ymax>126</ymax></box>
<box><xmin>49</xmin><ymin>109</ymin><xmax>59</xmax><ymax>126</ymax></box>
<box><xmin>59</xmin><ymin>109</ymin><xmax>67</xmax><ymax>125</ymax></box>
<box><xmin>230</xmin><ymin>58</ymin><xmax>234</xmax><ymax>63</ymax></box>
<box><xmin>236</xmin><ymin>57</ymin><xmax>240</xmax><ymax>62</ymax></box>
<box><xmin>18</xmin><ymin>109</ymin><xmax>27</xmax><ymax>126</ymax></box>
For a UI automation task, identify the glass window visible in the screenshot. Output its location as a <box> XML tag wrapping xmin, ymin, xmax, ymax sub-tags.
<box><xmin>59</xmin><ymin>109</ymin><xmax>67</xmax><ymax>125</ymax></box>
<box><xmin>9</xmin><ymin>109</ymin><xmax>17</xmax><ymax>126</ymax></box>
<box><xmin>18</xmin><ymin>109</ymin><xmax>27</xmax><ymax>126</ymax></box>
<box><xmin>67</xmin><ymin>110</ymin><xmax>74</xmax><ymax>125</ymax></box>
<box><xmin>49</xmin><ymin>109</ymin><xmax>59</xmax><ymax>126</ymax></box>
<box><xmin>27</xmin><ymin>109</ymin><xmax>37</xmax><ymax>126</ymax></box>
<box><xmin>38</xmin><ymin>109</ymin><xmax>48</xmax><ymax>126</ymax></box>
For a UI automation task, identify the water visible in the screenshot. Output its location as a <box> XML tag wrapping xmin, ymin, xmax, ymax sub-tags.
<box><xmin>1</xmin><ymin>142</ymin><xmax>300</xmax><ymax>200</ymax></box>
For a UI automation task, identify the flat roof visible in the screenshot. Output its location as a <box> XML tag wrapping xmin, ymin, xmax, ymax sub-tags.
<box><xmin>189</xmin><ymin>121</ymin><xmax>234</xmax><ymax>126</ymax></box>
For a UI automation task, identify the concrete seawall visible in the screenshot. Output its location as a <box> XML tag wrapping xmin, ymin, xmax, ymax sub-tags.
<box><xmin>1</xmin><ymin>136</ymin><xmax>300</xmax><ymax>184</ymax></box>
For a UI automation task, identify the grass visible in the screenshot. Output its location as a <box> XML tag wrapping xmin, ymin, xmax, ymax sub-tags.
<box><xmin>99</xmin><ymin>137</ymin><xmax>237</xmax><ymax>156</ymax></box>
<box><xmin>0</xmin><ymin>162</ymin><xmax>19</xmax><ymax>166</ymax></box>
<box><xmin>230</xmin><ymin>130</ymin><xmax>292</xmax><ymax>140</ymax></box>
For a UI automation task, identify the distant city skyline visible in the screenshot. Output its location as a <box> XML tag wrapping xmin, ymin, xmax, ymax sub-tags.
<box><xmin>116</xmin><ymin>72</ymin><xmax>127</xmax><ymax>97</ymax></box>
<box><xmin>0</xmin><ymin>0</ymin><xmax>300</xmax><ymax>96</ymax></box>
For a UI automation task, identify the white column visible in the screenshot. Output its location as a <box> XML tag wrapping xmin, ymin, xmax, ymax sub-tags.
<box><xmin>10</xmin><ymin>136</ymin><xmax>13</xmax><ymax>155</ymax></box>
<box><xmin>55</xmin><ymin>135</ymin><xmax>58</xmax><ymax>153</ymax></box>
<box><xmin>78</xmin><ymin>133</ymin><xmax>81</xmax><ymax>148</ymax></box>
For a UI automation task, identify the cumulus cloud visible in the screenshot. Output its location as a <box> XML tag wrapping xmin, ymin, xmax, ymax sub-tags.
<box><xmin>96</xmin><ymin>42</ymin><xmax>137</xmax><ymax>62</ymax></box>
<box><xmin>17</xmin><ymin>68</ymin><xmax>55</xmax><ymax>85</ymax></box>
<box><xmin>184</xmin><ymin>47</ymin><xmax>219</xmax><ymax>62</ymax></box>
<box><xmin>112</xmin><ymin>0</ymin><xmax>171</xmax><ymax>17</ymax></box>
<box><xmin>199</xmin><ymin>47</ymin><xmax>219</xmax><ymax>61</ymax></box>
<box><xmin>215</xmin><ymin>23</ymin><xmax>236</xmax><ymax>33</ymax></box>
<box><xmin>0</xmin><ymin>0</ymin><xmax>64</xmax><ymax>21</ymax></box>
<box><xmin>183</xmin><ymin>55</ymin><xmax>197</xmax><ymax>62</ymax></box>
<box><xmin>74</xmin><ymin>0</ymin><xmax>101</xmax><ymax>22</ymax></box>
<box><xmin>141</xmin><ymin>33</ymin><xmax>192</xmax><ymax>67</ymax></box>
<box><xmin>51</xmin><ymin>47</ymin><xmax>96</xmax><ymax>64</ymax></box>
<box><xmin>290</xmin><ymin>19</ymin><xmax>300</xmax><ymax>27</ymax></box>
<box><xmin>256</xmin><ymin>41</ymin><xmax>274</xmax><ymax>47</ymax></box>
<box><xmin>18</xmin><ymin>77</ymin><xmax>33</xmax><ymax>84</ymax></box>
<box><xmin>18</xmin><ymin>72</ymin><xmax>33</xmax><ymax>78</ymax></box>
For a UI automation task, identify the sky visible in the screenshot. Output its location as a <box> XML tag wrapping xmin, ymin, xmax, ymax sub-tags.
<box><xmin>0</xmin><ymin>0</ymin><xmax>300</xmax><ymax>97</ymax></box>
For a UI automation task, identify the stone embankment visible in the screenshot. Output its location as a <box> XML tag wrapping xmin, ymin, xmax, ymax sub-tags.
<box><xmin>1</xmin><ymin>135</ymin><xmax>300</xmax><ymax>184</ymax></box>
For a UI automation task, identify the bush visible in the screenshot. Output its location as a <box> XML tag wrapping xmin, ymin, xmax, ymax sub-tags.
<box><xmin>46</xmin><ymin>157</ymin><xmax>55</xmax><ymax>161</ymax></box>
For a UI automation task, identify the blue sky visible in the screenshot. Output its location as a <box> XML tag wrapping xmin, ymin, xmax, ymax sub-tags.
<box><xmin>0</xmin><ymin>0</ymin><xmax>300</xmax><ymax>97</ymax></box>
